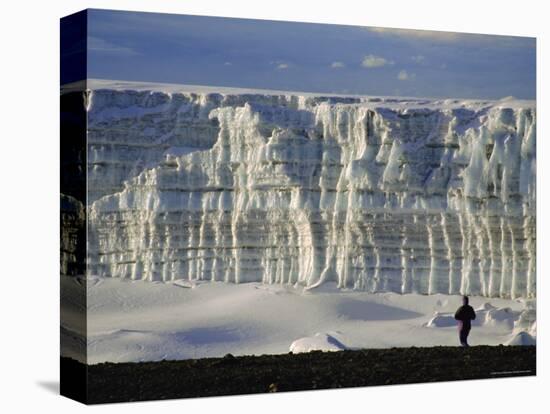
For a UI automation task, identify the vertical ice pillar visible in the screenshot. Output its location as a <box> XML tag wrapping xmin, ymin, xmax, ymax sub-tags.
<box><xmin>60</xmin><ymin>9</ymin><xmax>88</xmax><ymax>404</ymax></box>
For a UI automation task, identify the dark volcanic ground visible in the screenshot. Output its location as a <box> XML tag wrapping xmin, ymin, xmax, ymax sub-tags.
<box><xmin>61</xmin><ymin>345</ymin><xmax>536</xmax><ymax>404</ymax></box>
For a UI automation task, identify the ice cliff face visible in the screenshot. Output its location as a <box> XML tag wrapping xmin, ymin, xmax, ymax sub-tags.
<box><xmin>85</xmin><ymin>82</ymin><xmax>536</xmax><ymax>298</ymax></box>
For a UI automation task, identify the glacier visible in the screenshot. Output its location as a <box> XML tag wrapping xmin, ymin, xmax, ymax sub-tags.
<box><xmin>81</xmin><ymin>80</ymin><xmax>536</xmax><ymax>299</ymax></box>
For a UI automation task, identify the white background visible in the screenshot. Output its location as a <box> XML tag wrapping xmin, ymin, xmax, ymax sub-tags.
<box><xmin>0</xmin><ymin>0</ymin><xmax>547</xmax><ymax>412</ymax></box>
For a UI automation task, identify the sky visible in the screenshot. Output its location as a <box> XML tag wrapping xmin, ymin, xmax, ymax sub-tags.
<box><xmin>86</xmin><ymin>9</ymin><xmax>536</xmax><ymax>99</ymax></box>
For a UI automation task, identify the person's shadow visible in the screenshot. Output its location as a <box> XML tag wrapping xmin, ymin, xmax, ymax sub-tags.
<box><xmin>36</xmin><ymin>381</ymin><xmax>59</xmax><ymax>395</ymax></box>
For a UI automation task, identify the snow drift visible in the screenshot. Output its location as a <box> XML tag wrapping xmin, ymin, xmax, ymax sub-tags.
<box><xmin>81</xmin><ymin>80</ymin><xmax>536</xmax><ymax>298</ymax></box>
<box><xmin>290</xmin><ymin>332</ymin><xmax>349</xmax><ymax>353</ymax></box>
<box><xmin>61</xmin><ymin>275</ymin><xmax>534</xmax><ymax>363</ymax></box>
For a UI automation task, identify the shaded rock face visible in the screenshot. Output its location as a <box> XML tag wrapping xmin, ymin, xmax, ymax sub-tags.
<box><xmin>61</xmin><ymin>90</ymin><xmax>87</xmax><ymax>277</ymax></box>
<box><xmin>84</xmin><ymin>87</ymin><xmax>536</xmax><ymax>298</ymax></box>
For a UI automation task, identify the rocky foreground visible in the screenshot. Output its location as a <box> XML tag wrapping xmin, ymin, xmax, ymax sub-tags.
<box><xmin>61</xmin><ymin>345</ymin><xmax>536</xmax><ymax>404</ymax></box>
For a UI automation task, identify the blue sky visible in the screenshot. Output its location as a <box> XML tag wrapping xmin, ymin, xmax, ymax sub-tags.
<box><xmin>87</xmin><ymin>9</ymin><xmax>536</xmax><ymax>99</ymax></box>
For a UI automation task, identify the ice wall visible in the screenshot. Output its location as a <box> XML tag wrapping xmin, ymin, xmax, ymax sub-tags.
<box><xmin>85</xmin><ymin>84</ymin><xmax>536</xmax><ymax>298</ymax></box>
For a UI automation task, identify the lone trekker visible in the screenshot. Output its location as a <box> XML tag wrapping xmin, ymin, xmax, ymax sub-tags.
<box><xmin>454</xmin><ymin>295</ymin><xmax>476</xmax><ymax>347</ymax></box>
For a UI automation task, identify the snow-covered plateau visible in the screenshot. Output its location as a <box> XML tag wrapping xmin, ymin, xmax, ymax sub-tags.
<box><xmin>61</xmin><ymin>80</ymin><xmax>536</xmax><ymax>363</ymax></box>
<box><xmin>61</xmin><ymin>275</ymin><xmax>535</xmax><ymax>363</ymax></box>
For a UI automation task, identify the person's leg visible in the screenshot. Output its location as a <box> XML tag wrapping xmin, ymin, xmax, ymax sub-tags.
<box><xmin>460</xmin><ymin>327</ymin><xmax>471</xmax><ymax>347</ymax></box>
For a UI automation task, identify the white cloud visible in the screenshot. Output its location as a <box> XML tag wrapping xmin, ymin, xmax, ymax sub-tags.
<box><xmin>276</xmin><ymin>63</ymin><xmax>289</xmax><ymax>70</ymax></box>
<box><xmin>88</xmin><ymin>36</ymin><xmax>139</xmax><ymax>56</ymax></box>
<box><xmin>397</xmin><ymin>70</ymin><xmax>415</xmax><ymax>81</ymax></box>
<box><xmin>367</xmin><ymin>27</ymin><xmax>462</xmax><ymax>42</ymax></box>
<box><xmin>361</xmin><ymin>54</ymin><xmax>394</xmax><ymax>68</ymax></box>
<box><xmin>331</xmin><ymin>61</ymin><xmax>345</xmax><ymax>68</ymax></box>
<box><xmin>411</xmin><ymin>55</ymin><xmax>425</xmax><ymax>63</ymax></box>
<box><xmin>366</xmin><ymin>26</ymin><xmax>531</xmax><ymax>49</ymax></box>
<box><xmin>223</xmin><ymin>62</ymin><xmax>232</xmax><ymax>66</ymax></box>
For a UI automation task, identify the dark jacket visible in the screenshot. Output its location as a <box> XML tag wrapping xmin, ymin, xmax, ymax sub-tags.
<box><xmin>454</xmin><ymin>305</ymin><xmax>476</xmax><ymax>329</ymax></box>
